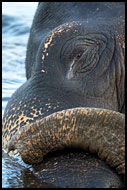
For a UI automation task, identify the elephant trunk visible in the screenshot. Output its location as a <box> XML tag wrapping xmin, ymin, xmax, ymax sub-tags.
<box><xmin>8</xmin><ymin>107</ymin><xmax>125</xmax><ymax>177</ymax></box>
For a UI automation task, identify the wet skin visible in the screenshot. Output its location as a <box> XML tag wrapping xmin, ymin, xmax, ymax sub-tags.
<box><xmin>2</xmin><ymin>2</ymin><xmax>125</xmax><ymax>188</ymax></box>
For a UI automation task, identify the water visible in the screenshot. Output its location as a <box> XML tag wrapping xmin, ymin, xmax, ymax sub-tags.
<box><xmin>2</xmin><ymin>3</ymin><xmax>124</xmax><ymax>188</ymax></box>
<box><xmin>2</xmin><ymin>2</ymin><xmax>43</xmax><ymax>188</ymax></box>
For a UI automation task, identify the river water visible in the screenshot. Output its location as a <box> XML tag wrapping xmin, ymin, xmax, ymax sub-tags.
<box><xmin>2</xmin><ymin>2</ymin><xmax>47</xmax><ymax>188</ymax></box>
<box><xmin>2</xmin><ymin>2</ymin><xmax>124</xmax><ymax>188</ymax></box>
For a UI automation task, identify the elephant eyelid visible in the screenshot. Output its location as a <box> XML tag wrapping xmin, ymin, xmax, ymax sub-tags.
<box><xmin>75</xmin><ymin>51</ymin><xmax>83</xmax><ymax>59</ymax></box>
<box><xmin>71</xmin><ymin>48</ymin><xmax>86</xmax><ymax>63</ymax></box>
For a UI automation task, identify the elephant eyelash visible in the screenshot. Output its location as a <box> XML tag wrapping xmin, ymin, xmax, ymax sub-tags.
<box><xmin>74</xmin><ymin>52</ymin><xmax>83</xmax><ymax>61</ymax></box>
<box><xmin>71</xmin><ymin>49</ymin><xmax>85</xmax><ymax>63</ymax></box>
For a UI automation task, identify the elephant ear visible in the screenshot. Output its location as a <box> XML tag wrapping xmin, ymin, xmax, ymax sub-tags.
<box><xmin>8</xmin><ymin>107</ymin><xmax>125</xmax><ymax>177</ymax></box>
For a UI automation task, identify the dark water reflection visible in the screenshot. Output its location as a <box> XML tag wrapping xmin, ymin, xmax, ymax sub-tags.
<box><xmin>2</xmin><ymin>151</ymin><xmax>26</xmax><ymax>188</ymax></box>
<box><xmin>2</xmin><ymin>151</ymin><xmax>58</xmax><ymax>188</ymax></box>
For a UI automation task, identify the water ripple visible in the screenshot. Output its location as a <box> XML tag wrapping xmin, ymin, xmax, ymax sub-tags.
<box><xmin>2</xmin><ymin>2</ymin><xmax>38</xmax><ymax>188</ymax></box>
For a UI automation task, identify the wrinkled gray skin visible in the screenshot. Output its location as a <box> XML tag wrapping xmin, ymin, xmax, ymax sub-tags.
<box><xmin>26</xmin><ymin>2</ymin><xmax>125</xmax><ymax>113</ymax></box>
<box><xmin>4</xmin><ymin>2</ymin><xmax>125</xmax><ymax>188</ymax></box>
<box><xmin>25</xmin><ymin>2</ymin><xmax>125</xmax><ymax>188</ymax></box>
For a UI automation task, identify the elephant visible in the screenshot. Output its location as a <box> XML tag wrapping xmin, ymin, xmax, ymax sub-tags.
<box><xmin>2</xmin><ymin>2</ymin><xmax>125</xmax><ymax>188</ymax></box>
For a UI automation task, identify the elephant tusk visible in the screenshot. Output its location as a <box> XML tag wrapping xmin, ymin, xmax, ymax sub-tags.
<box><xmin>8</xmin><ymin>107</ymin><xmax>125</xmax><ymax>177</ymax></box>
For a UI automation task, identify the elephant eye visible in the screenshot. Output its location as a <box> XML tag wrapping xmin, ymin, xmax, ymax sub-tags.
<box><xmin>69</xmin><ymin>44</ymin><xmax>99</xmax><ymax>75</ymax></box>
<box><xmin>75</xmin><ymin>51</ymin><xmax>83</xmax><ymax>60</ymax></box>
<box><xmin>70</xmin><ymin>47</ymin><xmax>85</xmax><ymax>63</ymax></box>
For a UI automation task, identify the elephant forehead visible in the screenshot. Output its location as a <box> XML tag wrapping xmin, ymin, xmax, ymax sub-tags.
<box><xmin>41</xmin><ymin>22</ymin><xmax>82</xmax><ymax>63</ymax></box>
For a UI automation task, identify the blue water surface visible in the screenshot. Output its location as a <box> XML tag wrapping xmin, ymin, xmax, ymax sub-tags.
<box><xmin>2</xmin><ymin>2</ymin><xmax>39</xmax><ymax>188</ymax></box>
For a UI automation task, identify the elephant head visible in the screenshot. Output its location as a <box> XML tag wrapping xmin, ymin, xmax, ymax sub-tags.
<box><xmin>2</xmin><ymin>2</ymin><xmax>125</xmax><ymax>188</ymax></box>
